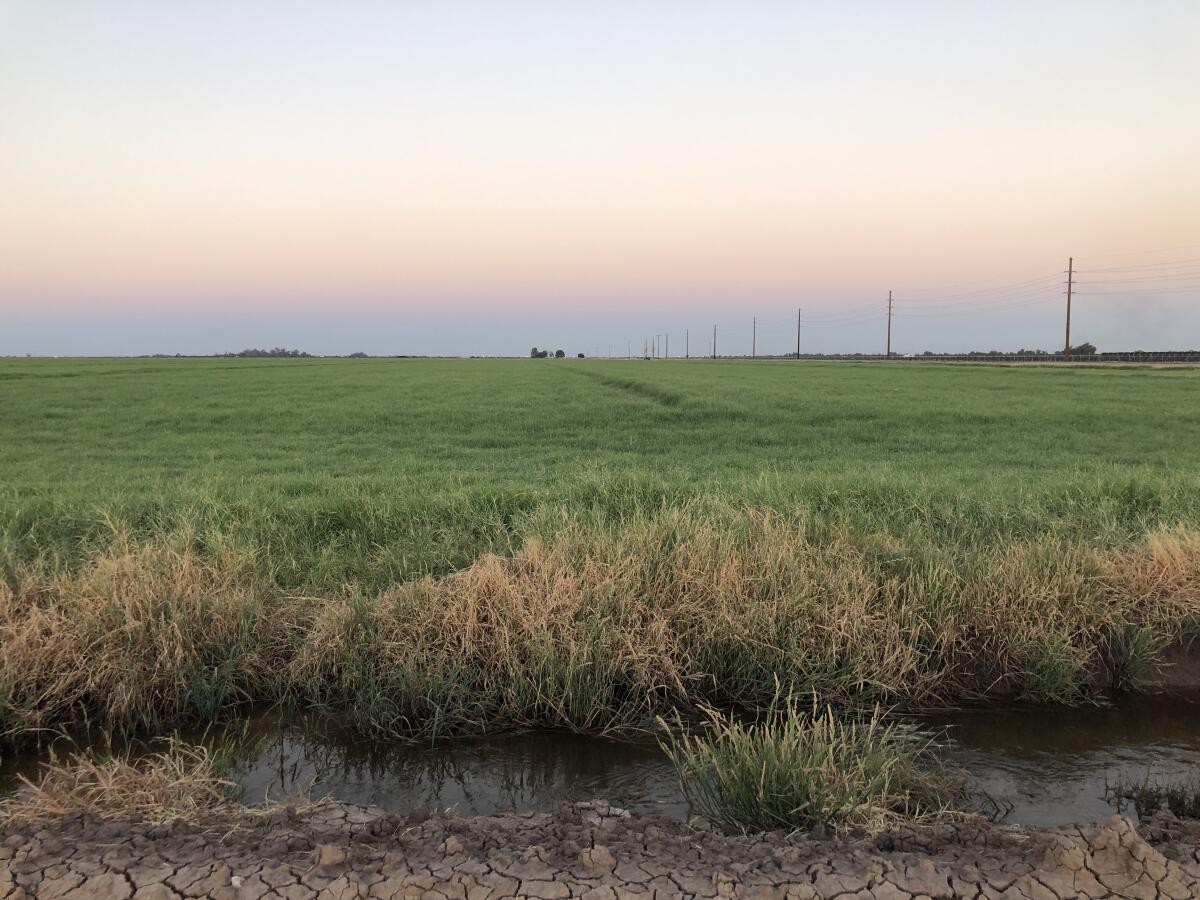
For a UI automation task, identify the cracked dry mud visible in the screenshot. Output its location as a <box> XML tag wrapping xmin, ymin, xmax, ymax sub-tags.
<box><xmin>3</xmin><ymin>801</ymin><xmax>1200</xmax><ymax>899</ymax></box>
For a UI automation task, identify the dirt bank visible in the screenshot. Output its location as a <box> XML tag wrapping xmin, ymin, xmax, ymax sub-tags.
<box><xmin>3</xmin><ymin>801</ymin><xmax>1199</xmax><ymax>898</ymax></box>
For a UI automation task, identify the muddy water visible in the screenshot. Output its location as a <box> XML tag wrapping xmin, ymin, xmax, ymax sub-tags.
<box><xmin>3</xmin><ymin>693</ymin><xmax>1198</xmax><ymax>826</ymax></box>
<box><xmin>920</xmin><ymin>692</ymin><xmax>1200</xmax><ymax>826</ymax></box>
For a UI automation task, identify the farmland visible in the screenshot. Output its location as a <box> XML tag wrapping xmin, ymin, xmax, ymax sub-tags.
<box><xmin>1</xmin><ymin>357</ymin><xmax>1198</xmax><ymax>740</ymax></box>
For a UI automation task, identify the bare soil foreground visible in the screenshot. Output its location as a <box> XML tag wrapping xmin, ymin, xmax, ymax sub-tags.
<box><xmin>4</xmin><ymin>801</ymin><xmax>1200</xmax><ymax>899</ymax></box>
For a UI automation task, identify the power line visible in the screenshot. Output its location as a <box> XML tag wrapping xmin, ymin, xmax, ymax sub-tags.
<box><xmin>1078</xmin><ymin>286</ymin><xmax>1200</xmax><ymax>295</ymax></box>
<box><xmin>1075</xmin><ymin>243</ymin><xmax>1200</xmax><ymax>262</ymax></box>
<box><xmin>892</xmin><ymin>293</ymin><xmax>1062</xmax><ymax>318</ymax></box>
<box><xmin>800</xmin><ymin>312</ymin><xmax>890</xmax><ymax>329</ymax></box>
<box><xmin>1074</xmin><ymin>272</ymin><xmax>1200</xmax><ymax>285</ymax></box>
<box><xmin>1078</xmin><ymin>256</ymin><xmax>1200</xmax><ymax>273</ymax></box>
<box><xmin>888</xmin><ymin>270</ymin><xmax>1062</xmax><ymax>304</ymax></box>
<box><xmin>886</xmin><ymin>291</ymin><xmax>893</xmax><ymax>358</ymax></box>
<box><xmin>1064</xmin><ymin>257</ymin><xmax>1074</xmax><ymax>362</ymax></box>
<box><xmin>893</xmin><ymin>274</ymin><xmax>1063</xmax><ymax>306</ymax></box>
<box><xmin>608</xmin><ymin>248</ymin><xmax>1195</xmax><ymax>360</ymax></box>
<box><xmin>910</xmin><ymin>290</ymin><xmax>1064</xmax><ymax>308</ymax></box>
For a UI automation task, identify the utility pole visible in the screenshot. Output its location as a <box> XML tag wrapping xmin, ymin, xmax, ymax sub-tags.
<box><xmin>665</xmin><ymin>333</ymin><xmax>669</xmax><ymax>358</ymax></box>
<box><xmin>752</xmin><ymin>317</ymin><xmax>757</xmax><ymax>358</ymax></box>
<box><xmin>886</xmin><ymin>290</ymin><xmax>894</xmax><ymax>359</ymax></box>
<box><xmin>627</xmin><ymin>340</ymin><xmax>631</xmax><ymax>359</ymax></box>
<box><xmin>1064</xmin><ymin>257</ymin><xmax>1074</xmax><ymax>362</ymax></box>
<box><xmin>685</xmin><ymin>329</ymin><xmax>689</xmax><ymax>359</ymax></box>
<box><xmin>796</xmin><ymin>307</ymin><xmax>802</xmax><ymax>359</ymax></box>
<box><xmin>713</xmin><ymin>324</ymin><xmax>717</xmax><ymax>359</ymax></box>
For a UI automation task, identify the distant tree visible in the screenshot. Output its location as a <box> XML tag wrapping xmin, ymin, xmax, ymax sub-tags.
<box><xmin>577</xmin><ymin>352</ymin><xmax>585</xmax><ymax>358</ymax></box>
<box><xmin>224</xmin><ymin>347</ymin><xmax>312</xmax><ymax>358</ymax></box>
<box><xmin>530</xmin><ymin>347</ymin><xmax>540</xmax><ymax>358</ymax></box>
<box><xmin>348</xmin><ymin>351</ymin><xmax>368</xmax><ymax>358</ymax></box>
<box><xmin>554</xmin><ymin>349</ymin><xmax>565</xmax><ymax>358</ymax></box>
<box><xmin>1071</xmin><ymin>342</ymin><xmax>1098</xmax><ymax>356</ymax></box>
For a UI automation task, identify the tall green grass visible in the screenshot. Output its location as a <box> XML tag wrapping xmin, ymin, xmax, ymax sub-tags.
<box><xmin>3</xmin><ymin>358</ymin><xmax>1199</xmax><ymax>594</ymax></box>
<box><xmin>660</xmin><ymin>695</ymin><xmax>963</xmax><ymax>834</ymax></box>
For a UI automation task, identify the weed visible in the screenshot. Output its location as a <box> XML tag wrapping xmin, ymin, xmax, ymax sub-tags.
<box><xmin>659</xmin><ymin>693</ymin><xmax>966</xmax><ymax>834</ymax></box>
<box><xmin>1107</xmin><ymin>773</ymin><xmax>1200</xmax><ymax>821</ymax></box>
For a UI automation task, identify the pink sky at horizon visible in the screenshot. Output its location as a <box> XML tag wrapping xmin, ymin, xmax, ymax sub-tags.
<box><xmin>1</xmin><ymin>2</ymin><xmax>1198</xmax><ymax>354</ymax></box>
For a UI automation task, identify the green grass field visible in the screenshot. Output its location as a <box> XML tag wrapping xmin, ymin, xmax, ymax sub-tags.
<box><xmin>4</xmin><ymin>357</ymin><xmax>1198</xmax><ymax>589</ymax></box>
<box><xmin>1</xmin><ymin>357</ymin><xmax>1198</xmax><ymax>739</ymax></box>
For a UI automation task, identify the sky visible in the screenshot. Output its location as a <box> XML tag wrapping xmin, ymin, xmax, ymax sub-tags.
<box><xmin>2</xmin><ymin>1</ymin><xmax>1199</xmax><ymax>356</ymax></box>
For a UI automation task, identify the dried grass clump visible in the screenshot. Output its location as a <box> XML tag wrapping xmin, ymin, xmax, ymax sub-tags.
<box><xmin>0</xmin><ymin>533</ymin><xmax>290</xmax><ymax>737</ymax></box>
<box><xmin>1105</xmin><ymin>529</ymin><xmax>1200</xmax><ymax>614</ymax></box>
<box><xmin>1096</xmin><ymin>528</ymin><xmax>1200</xmax><ymax>689</ymax></box>
<box><xmin>0</xmin><ymin>741</ymin><xmax>233</xmax><ymax>824</ymax></box>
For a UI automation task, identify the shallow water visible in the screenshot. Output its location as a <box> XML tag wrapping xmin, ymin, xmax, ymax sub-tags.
<box><xmin>920</xmin><ymin>693</ymin><xmax>1200</xmax><ymax>826</ymax></box>
<box><xmin>4</xmin><ymin>693</ymin><xmax>1199</xmax><ymax>826</ymax></box>
<box><xmin>228</xmin><ymin>721</ymin><xmax>687</xmax><ymax>818</ymax></box>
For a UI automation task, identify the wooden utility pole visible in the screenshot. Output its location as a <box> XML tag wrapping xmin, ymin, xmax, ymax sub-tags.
<box><xmin>1064</xmin><ymin>257</ymin><xmax>1074</xmax><ymax>362</ymax></box>
<box><xmin>685</xmin><ymin>329</ymin><xmax>689</xmax><ymax>359</ymax></box>
<box><xmin>752</xmin><ymin>317</ymin><xmax>757</xmax><ymax>358</ymax></box>
<box><xmin>627</xmin><ymin>340</ymin><xmax>631</xmax><ymax>359</ymax></box>
<box><xmin>886</xmin><ymin>290</ymin><xmax>894</xmax><ymax>358</ymax></box>
<box><xmin>665</xmin><ymin>333</ymin><xmax>669</xmax><ymax>358</ymax></box>
<box><xmin>713</xmin><ymin>324</ymin><xmax>717</xmax><ymax>359</ymax></box>
<box><xmin>796</xmin><ymin>307</ymin><xmax>802</xmax><ymax>359</ymax></box>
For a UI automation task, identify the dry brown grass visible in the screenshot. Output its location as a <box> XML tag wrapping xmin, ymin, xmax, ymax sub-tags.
<box><xmin>1</xmin><ymin>509</ymin><xmax>1198</xmax><ymax>739</ymax></box>
<box><xmin>0</xmin><ymin>534</ymin><xmax>295</xmax><ymax>737</ymax></box>
<box><xmin>1106</xmin><ymin>529</ymin><xmax>1200</xmax><ymax>612</ymax></box>
<box><xmin>289</xmin><ymin>510</ymin><xmax>1200</xmax><ymax>730</ymax></box>
<box><xmin>0</xmin><ymin>740</ymin><xmax>233</xmax><ymax>824</ymax></box>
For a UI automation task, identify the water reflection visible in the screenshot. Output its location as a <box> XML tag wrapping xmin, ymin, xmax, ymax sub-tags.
<box><xmin>4</xmin><ymin>694</ymin><xmax>1199</xmax><ymax>827</ymax></box>
<box><xmin>920</xmin><ymin>692</ymin><xmax>1200</xmax><ymax>826</ymax></box>
<box><xmin>223</xmin><ymin>714</ymin><xmax>686</xmax><ymax>818</ymax></box>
